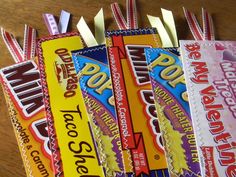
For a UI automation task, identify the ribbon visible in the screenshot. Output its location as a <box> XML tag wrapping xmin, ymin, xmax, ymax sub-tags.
<box><xmin>147</xmin><ymin>9</ymin><xmax>178</xmax><ymax>47</ymax></box>
<box><xmin>43</xmin><ymin>13</ymin><xmax>60</xmax><ymax>35</ymax></box>
<box><xmin>111</xmin><ymin>0</ymin><xmax>138</xmax><ymax>30</ymax></box>
<box><xmin>147</xmin><ymin>15</ymin><xmax>174</xmax><ymax>47</ymax></box>
<box><xmin>202</xmin><ymin>8</ymin><xmax>215</xmax><ymax>40</ymax></box>
<box><xmin>183</xmin><ymin>7</ymin><xmax>215</xmax><ymax>41</ymax></box>
<box><xmin>94</xmin><ymin>8</ymin><xmax>105</xmax><ymax>45</ymax></box>
<box><xmin>161</xmin><ymin>8</ymin><xmax>178</xmax><ymax>47</ymax></box>
<box><xmin>58</xmin><ymin>10</ymin><xmax>70</xmax><ymax>34</ymax></box>
<box><xmin>77</xmin><ymin>8</ymin><xmax>105</xmax><ymax>47</ymax></box>
<box><xmin>43</xmin><ymin>10</ymin><xmax>70</xmax><ymax>35</ymax></box>
<box><xmin>23</xmin><ymin>25</ymin><xmax>37</xmax><ymax>61</ymax></box>
<box><xmin>1</xmin><ymin>25</ymin><xmax>36</xmax><ymax>63</ymax></box>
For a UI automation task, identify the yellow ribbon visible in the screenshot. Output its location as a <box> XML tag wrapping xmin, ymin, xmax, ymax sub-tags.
<box><xmin>77</xmin><ymin>8</ymin><xmax>105</xmax><ymax>47</ymax></box>
<box><xmin>147</xmin><ymin>9</ymin><xmax>178</xmax><ymax>47</ymax></box>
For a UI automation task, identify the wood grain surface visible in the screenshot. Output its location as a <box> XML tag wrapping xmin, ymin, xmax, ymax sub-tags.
<box><xmin>0</xmin><ymin>0</ymin><xmax>235</xmax><ymax>177</ymax></box>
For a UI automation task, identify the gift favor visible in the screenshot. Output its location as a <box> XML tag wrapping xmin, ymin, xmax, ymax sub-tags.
<box><xmin>37</xmin><ymin>32</ymin><xmax>105</xmax><ymax>177</ymax></box>
<box><xmin>72</xmin><ymin>45</ymin><xmax>125</xmax><ymax>177</ymax></box>
<box><xmin>73</xmin><ymin>9</ymin><xmax>126</xmax><ymax>177</ymax></box>
<box><xmin>107</xmin><ymin>1</ymin><xmax>169</xmax><ymax>175</ymax></box>
<box><xmin>180</xmin><ymin>40</ymin><xmax>236</xmax><ymax>177</ymax></box>
<box><xmin>0</xmin><ymin>26</ymin><xmax>54</xmax><ymax>177</ymax></box>
<box><xmin>145</xmin><ymin>9</ymin><xmax>201</xmax><ymax>177</ymax></box>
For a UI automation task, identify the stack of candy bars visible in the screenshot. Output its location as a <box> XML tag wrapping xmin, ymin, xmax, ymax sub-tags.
<box><xmin>0</xmin><ymin>1</ymin><xmax>235</xmax><ymax>177</ymax></box>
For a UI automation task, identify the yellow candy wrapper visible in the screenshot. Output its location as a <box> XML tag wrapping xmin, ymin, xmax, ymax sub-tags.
<box><xmin>37</xmin><ymin>32</ymin><xmax>105</xmax><ymax>177</ymax></box>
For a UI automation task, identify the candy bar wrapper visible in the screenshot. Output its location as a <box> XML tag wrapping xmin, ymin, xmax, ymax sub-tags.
<box><xmin>180</xmin><ymin>40</ymin><xmax>236</xmax><ymax>177</ymax></box>
<box><xmin>37</xmin><ymin>32</ymin><xmax>105</xmax><ymax>177</ymax></box>
<box><xmin>106</xmin><ymin>28</ymin><xmax>169</xmax><ymax>176</ymax></box>
<box><xmin>145</xmin><ymin>48</ymin><xmax>201</xmax><ymax>177</ymax></box>
<box><xmin>72</xmin><ymin>45</ymin><xmax>125</xmax><ymax>177</ymax></box>
<box><xmin>0</xmin><ymin>60</ymin><xmax>54</xmax><ymax>177</ymax></box>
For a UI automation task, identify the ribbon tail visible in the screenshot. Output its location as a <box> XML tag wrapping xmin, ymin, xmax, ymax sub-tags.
<box><xmin>94</xmin><ymin>8</ymin><xmax>105</xmax><ymax>45</ymax></box>
<box><xmin>77</xmin><ymin>17</ymin><xmax>98</xmax><ymax>47</ymax></box>
<box><xmin>58</xmin><ymin>10</ymin><xmax>70</xmax><ymax>33</ymax></box>
<box><xmin>23</xmin><ymin>25</ymin><xmax>37</xmax><ymax>60</ymax></box>
<box><xmin>202</xmin><ymin>8</ymin><xmax>215</xmax><ymax>40</ymax></box>
<box><xmin>183</xmin><ymin>7</ymin><xmax>204</xmax><ymax>40</ymax></box>
<box><xmin>161</xmin><ymin>8</ymin><xmax>178</xmax><ymax>47</ymax></box>
<box><xmin>43</xmin><ymin>13</ymin><xmax>60</xmax><ymax>35</ymax></box>
<box><xmin>1</xmin><ymin>27</ymin><xmax>24</xmax><ymax>63</ymax></box>
<box><xmin>127</xmin><ymin>0</ymin><xmax>138</xmax><ymax>29</ymax></box>
<box><xmin>111</xmin><ymin>2</ymin><xmax>128</xmax><ymax>30</ymax></box>
<box><xmin>147</xmin><ymin>15</ymin><xmax>173</xmax><ymax>47</ymax></box>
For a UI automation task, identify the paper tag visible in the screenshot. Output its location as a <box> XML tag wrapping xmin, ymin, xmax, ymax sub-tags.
<box><xmin>0</xmin><ymin>60</ymin><xmax>53</xmax><ymax>177</ymax></box>
<box><xmin>37</xmin><ymin>32</ymin><xmax>105</xmax><ymax>177</ymax></box>
<box><xmin>106</xmin><ymin>28</ymin><xmax>169</xmax><ymax>176</ymax></box>
<box><xmin>145</xmin><ymin>48</ymin><xmax>201</xmax><ymax>176</ymax></box>
<box><xmin>72</xmin><ymin>45</ymin><xmax>126</xmax><ymax>177</ymax></box>
<box><xmin>180</xmin><ymin>40</ymin><xmax>236</xmax><ymax>177</ymax></box>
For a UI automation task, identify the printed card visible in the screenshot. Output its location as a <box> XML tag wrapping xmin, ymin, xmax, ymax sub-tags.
<box><xmin>72</xmin><ymin>45</ymin><xmax>125</xmax><ymax>177</ymax></box>
<box><xmin>0</xmin><ymin>60</ymin><xmax>53</xmax><ymax>177</ymax></box>
<box><xmin>145</xmin><ymin>48</ymin><xmax>201</xmax><ymax>177</ymax></box>
<box><xmin>180</xmin><ymin>40</ymin><xmax>236</xmax><ymax>177</ymax></box>
<box><xmin>37</xmin><ymin>32</ymin><xmax>105</xmax><ymax>177</ymax></box>
<box><xmin>106</xmin><ymin>28</ymin><xmax>169</xmax><ymax>177</ymax></box>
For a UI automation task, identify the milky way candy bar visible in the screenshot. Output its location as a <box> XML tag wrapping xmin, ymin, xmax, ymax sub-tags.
<box><xmin>0</xmin><ymin>60</ymin><xmax>54</xmax><ymax>177</ymax></box>
<box><xmin>106</xmin><ymin>28</ymin><xmax>169</xmax><ymax>177</ymax></box>
<box><xmin>37</xmin><ymin>32</ymin><xmax>105</xmax><ymax>177</ymax></box>
<box><xmin>145</xmin><ymin>48</ymin><xmax>201</xmax><ymax>177</ymax></box>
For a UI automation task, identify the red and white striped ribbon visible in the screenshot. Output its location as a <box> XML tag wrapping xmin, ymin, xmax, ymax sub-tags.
<box><xmin>202</xmin><ymin>8</ymin><xmax>215</xmax><ymax>40</ymax></box>
<box><xmin>111</xmin><ymin>0</ymin><xmax>138</xmax><ymax>30</ymax></box>
<box><xmin>1</xmin><ymin>28</ymin><xmax>24</xmax><ymax>63</ymax></box>
<box><xmin>111</xmin><ymin>2</ymin><xmax>128</xmax><ymax>30</ymax></box>
<box><xmin>183</xmin><ymin>7</ymin><xmax>203</xmax><ymax>40</ymax></box>
<box><xmin>127</xmin><ymin>0</ymin><xmax>138</xmax><ymax>29</ymax></box>
<box><xmin>23</xmin><ymin>25</ymin><xmax>37</xmax><ymax>61</ymax></box>
<box><xmin>1</xmin><ymin>25</ymin><xmax>36</xmax><ymax>63</ymax></box>
<box><xmin>43</xmin><ymin>10</ymin><xmax>71</xmax><ymax>35</ymax></box>
<box><xmin>43</xmin><ymin>13</ymin><xmax>60</xmax><ymax>35</ymax></box>
<box><xmin>183</xmin><ymin>7</ymin><xmax>215</xmax><ymax>41</ymax></box>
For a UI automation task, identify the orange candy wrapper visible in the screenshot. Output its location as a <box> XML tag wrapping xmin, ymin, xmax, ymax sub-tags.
<box><xmin>106</xmin><ymin>28</ymin><xmax>169</xmax><ymax>176</ymax></box>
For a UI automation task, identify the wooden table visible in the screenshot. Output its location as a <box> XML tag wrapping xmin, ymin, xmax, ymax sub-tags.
<box><xmin>0</xmin><ymin>0</ymin><xmax>235</xmax><ymax>176</ymax></box>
